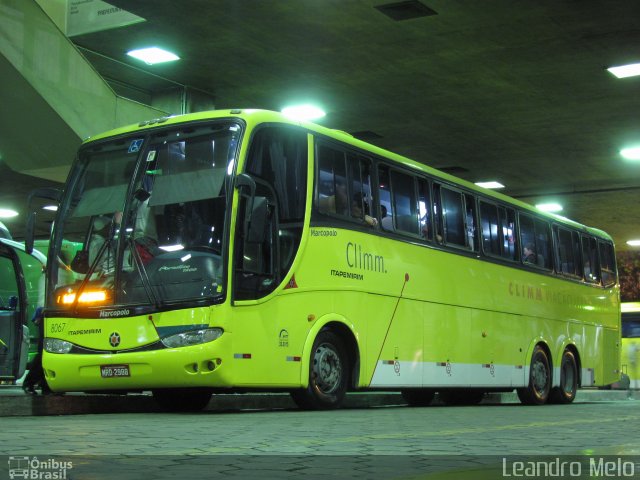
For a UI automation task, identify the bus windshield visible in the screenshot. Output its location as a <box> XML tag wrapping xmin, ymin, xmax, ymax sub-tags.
<box><xmin>47</xmin><ymin>121</ymin><xmax>242</xmax><ymax>312</ymax></box>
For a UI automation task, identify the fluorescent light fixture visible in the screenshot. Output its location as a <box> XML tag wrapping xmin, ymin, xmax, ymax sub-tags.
<box><xmin>281</xmin><ymin>104</ymin><xmax>326</xmax><ymax>121</ymax></box>
<box><xmin>475</xmin><ymin>181</ymin><xmax>505</xmax><ymax>189</ymax></box>
<box><xmin>127</xmin><ymin>47</ymin><xmax>180</xmax><ymax>65</ymax></box>
<box><xmin>627</xmin><ymin>240</ymin><xmax>640</xmax><ymax>247</ymax></box>
<box><xmin>43</xmin><ymin>205</ymin><xmax>58</xmax><ymax>212</ymax></box>
<box><xmin>0</xmin><ymin>209</ymin><xmax>18</xmax><ymax>218</ymax></box>
<box><xmin>607</xmin><ymin>63</ymin><xmax>640</xmax><ymax>79</ymax></box>
<box><xmin>620</xmin><ymin>147</ymin><xmax>640</xmax><ymax>160</ymax></box>
<box><xmin>535</xmin><ymin>203</ymin><xmax>563</xmax><ymax>213</ymax></box>
<box><xmin>159</xmin><ymin>244</ymin><xmax>184</xmax><ymax>252</ymax></box>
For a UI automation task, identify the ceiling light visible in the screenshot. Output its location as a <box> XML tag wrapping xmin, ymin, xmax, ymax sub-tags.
<box><xmin>535</xmin><ymin>203</ymin><xmax>563</xmax><ymax>213</ymax></box>
<box><xmin>0</xmin><ymin>209</ymin><xmax>18</xmax><ymax>218</ymax></box>
<box><xmin>127</xmin><ymin>47</ymin><xmax>180</xmax><ymax>65</ymax></box>
<box><xmin>627</xmin><ymin>240</ymin><xmax>640</xmax><ymax>247</ymax></box>
<box><xmin>620</xmin><ymin>147</ymin><xmax>640</xmax><ymax>160</ymax></box>
<box><xmin>475</xmin><ymin>181</ymin><xmax>505</xmax><ymax>189</ymax></box>
<box><xmin>43</xmin><ymin>205</ymin><xmax>58</xmax><ymax>211</ymax></box>
<box><xmin>281</xmin><ymin>105</ymin><xmax>326</xmax><ymax>121</ymax></box>
<box><xmin>607</xmin><ymin>63</ymin><xmax>640</xmax><ymax>79</ymax></box>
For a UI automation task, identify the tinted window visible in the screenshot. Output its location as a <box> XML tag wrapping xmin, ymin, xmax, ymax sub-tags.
<box><xmin>554</xmin><ymin>226</ymin><xmax>581</xmax><ymax>277</ymax></box>
<box><xmin>581</xmin><ymin>235</ymin><xmax>600</xmax><ymax>284</ymax></box>
<box><xmin>519</xmin><ymin>213</ymin><xmax>552</xmax><ymax>269</ymax></box>
<box><xmin>599</xmin><ymin>241</ymin><xmax>616</xmax><ymax>287</ymax></box>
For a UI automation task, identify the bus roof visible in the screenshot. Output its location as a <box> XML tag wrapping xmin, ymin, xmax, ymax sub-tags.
<box><xmin>83</xmin><ymin>109</ymin><xmax>613</xmax><ymax>243</ymax></box>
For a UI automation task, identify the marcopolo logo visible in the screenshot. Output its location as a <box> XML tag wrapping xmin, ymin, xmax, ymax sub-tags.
<box><xmin>8</xmin><ymin>456</ymin><xmax>73</xmax><ymax>479</ymax></box>
<box><xmin>99</xmin><ymin>309</ymin><xmax>130</xmax><ymax>318</ymax></box>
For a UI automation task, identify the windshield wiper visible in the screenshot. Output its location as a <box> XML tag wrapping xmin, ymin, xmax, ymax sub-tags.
<box><xmin>128</xmin><ymin>236</ymin><xmax>162</xmax><ymax>308</ymax></box>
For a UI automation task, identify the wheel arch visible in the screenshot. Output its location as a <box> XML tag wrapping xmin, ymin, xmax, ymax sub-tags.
<box><xmin>299</xmin><ymin>314</ymin><xmax>361</xmax><ymax>389</ymax></box>
<box><xmin>562</xmin><ymin>343</ymin><xmax>582</xmax><ymax>387</ymax></box>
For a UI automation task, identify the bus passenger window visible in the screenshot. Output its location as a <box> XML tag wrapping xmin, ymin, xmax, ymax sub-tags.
<box><xmin>599</xmin><ymin>241</ymin><xmax>616</xmax><ymax>287</ymax></box>
<box><xmin>418</xmin><ymin>179</ymin><xmax>432</xmax><ymax>240</ymax></box>
<box><xmin>480</xmin><ymin>201</ymin><xmax>500</xmax><ymax>256</ymax></box>
<box><xmin>582</xmin><ymin>236</ymin><xmax>600</xmax><ymax>284</ymax></box>
<box><xmin>378</xmin><ymin>167</ymin><xmax>394</xmax><ymax>232</ymax></box>
<box><xmin>390</xmin><ymin>170</ymin><xmax>418</xmax><ymax>235</ymax></box>
<box><xmin>441</xmin><ymin>187</ymin><xmax>466</xmax><ymax>247</ymax></box>
<box><xmin>317</xmin><ymin>146</ymin><xmax>348</xmax><ymax>215</ymax></box>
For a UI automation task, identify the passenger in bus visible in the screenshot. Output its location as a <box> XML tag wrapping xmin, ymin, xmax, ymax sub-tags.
<box><xmin>381</xmin><ymin>205</ymin><xmax>394</xmax><ymax>231</ymax></box>
<box><xmin>318</xmin><ymin>181</ymin><xmax>349</xmax><ymax>215</ymax></box>
<box><xmin>351</xmin><ymin>193</ymin><xmax>378</xmax><ymax>227</ymax></box>
<box><xmin>522</xmin><ymin>243</ymin><xmax>536</xmax><ymax>264</ymax></box>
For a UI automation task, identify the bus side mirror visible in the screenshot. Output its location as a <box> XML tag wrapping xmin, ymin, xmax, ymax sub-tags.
<box><xmin>25</xmin><ymin>187</ymin><xmax>62</xmax><ymax>254</ymax></box>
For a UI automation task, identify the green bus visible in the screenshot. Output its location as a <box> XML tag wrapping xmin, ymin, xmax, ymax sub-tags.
<box><xmin>27</xmin><ymin>109</ymin><xmax>620</xmax><ymax>410</ymax></box>
<box><xmin>0</xmin><ymin>225</ymin><xmax>46</xmax><ymax>383</ymax></box>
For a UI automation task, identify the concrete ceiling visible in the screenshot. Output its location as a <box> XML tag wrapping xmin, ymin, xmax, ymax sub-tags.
<box><xmin>3</xmin><ymin>0</ymin><xmax>640</xmax><ymax>251</ymax></box>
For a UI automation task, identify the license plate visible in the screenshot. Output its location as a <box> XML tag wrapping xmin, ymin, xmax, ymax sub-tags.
<box><xmin>100</xmin><ymin>364</ymin><xmax>130</xmax><ymax>378</ymax></box>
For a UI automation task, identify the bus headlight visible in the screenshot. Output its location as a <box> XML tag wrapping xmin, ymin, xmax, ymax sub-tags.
<box><xmin>161</xmin><ymin>328</ymin><xmax>223</xmax><ymax>348</ymax></box>
<box><xmin>44</xmin><ymin>338</ymin><xmax>73</xmax><ymax>354</ymax></box>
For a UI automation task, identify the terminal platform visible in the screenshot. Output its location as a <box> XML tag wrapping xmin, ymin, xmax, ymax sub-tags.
<box><xmin>0</xmin><ymin>386</ymin><xmax>636</xmax><ymax>416</ymax></box>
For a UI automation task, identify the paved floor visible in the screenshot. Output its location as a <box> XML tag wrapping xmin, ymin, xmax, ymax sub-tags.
<box><xmin>0</xmin><ymin>389</ymin><xmax>638</xmax><ymax>479</ymax></box>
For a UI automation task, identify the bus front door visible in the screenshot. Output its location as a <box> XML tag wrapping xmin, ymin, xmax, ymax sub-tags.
<box><xmin>0</xmin><ymin>242</ymin><xmax>29</xmax><ymax>382</ymax></box>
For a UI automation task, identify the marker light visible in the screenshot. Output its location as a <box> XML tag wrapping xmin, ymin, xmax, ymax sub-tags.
<box><xmin>607</xmin><ymin>63</ymin><xmax>640</xmax><ymax>79</ymax></box>
<box><xmin>0</xmin><ymin>209</ymin><xmax>18</xmax><ymax>218</ymax></box>
<box><xmin>57</xmin><ymin>289</ymin><xmax>109</xmax><ymax>305</ymax></box>
<box><xmin>535</xmin><ymin>203</ymin><xmax>563</xmax><ymax>213</ymax></box>
<box><xmin>620</xmin><ymin>147</ymin><xmax>640</xmax><ymax>160</ymax></box>
<box><xmin>281</xmin><ymin>104</ymin><xmax>326</xmax><ymax>121</ymax></box>
<box><xmin>127</xmin><ymin>47</ymin><xmax>180</xmax><ymax>65</ymax></box>
<box><xmin>475</xmin><ymin>181</ymin><xmax>505</xmax><ymax>189</ymax></box>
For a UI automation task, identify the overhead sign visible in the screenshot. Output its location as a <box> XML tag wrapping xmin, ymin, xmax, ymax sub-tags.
<box><xmin>66</xmin><ymin>0</ymin><xmax>145</xmax><ymax>37</ymax></box>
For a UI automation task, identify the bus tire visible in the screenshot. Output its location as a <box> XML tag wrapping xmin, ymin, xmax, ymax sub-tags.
<box><xmin>548</xmin><ymin>349</ymin><xmax>578</xmax><ymax>404</ymax></box>
<box><xmin>291</xmin><ymin>330</ymin><xmax>348</xmax><ymax>410</ymax></box>
<box><xmin>152</xmin><ymin>388</ymin><xmax>212</xmax><ymax>412</ymax></box>
<box><xmin>439</xmin><ymin>389</ymin><xmax>484</xmax><ymax>406</ymax></box>
<box><xmin>517</xmin><ymin>345</ymin><xmax>551</xmax><ymax>405</ymax></box>
<box><xmin>401</xmin><ymin>389</ymin><xmax>435</xmax><ymax>407</ymax></box>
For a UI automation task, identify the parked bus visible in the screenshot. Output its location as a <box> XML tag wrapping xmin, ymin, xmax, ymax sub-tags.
<box><xmin>622</xmin><ymin>302</ymin><xmax>640</xmax><ymax>389</ymax></box>
<box><xmin>0</xmin><ymin>223</ymin><xmax>46</xmax><ymax>383</ymax></box>
<box><xmin>26</xmin><ymin>109</ymin><xmax>620</xmax><ymax>410</ymax></box>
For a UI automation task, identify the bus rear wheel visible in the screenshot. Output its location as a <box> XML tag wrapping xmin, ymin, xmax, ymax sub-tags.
<box><xmin>548</xmin><ymin>349</ymin><xmax>578</xmax><ymax>404</ymax></box>
<box><xmin>152</xmin><ymin>388</ymin><xmax>213</xmax><ymax>412</ymax></box>
<box><xmin>402</xmin><ymin>389</ymin><xmax>435</xmax><ymax>406</ymax></box>
<box><xmin>291</xmin><ymin>330</ymin><xmax>348</xmax><ymax>410</ymax></box>
<box><xmin>517</xmin><ymin>345</ymin><xmax>551</xmax><ymax>405</ymax></box>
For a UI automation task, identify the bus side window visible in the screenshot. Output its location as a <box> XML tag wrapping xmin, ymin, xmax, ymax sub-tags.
<box><xmin>581</xmin><ymin>235</ymin><xmax>600</xmax><ymax>284</ymax></box>
<box><xmin>599</xmin><ymin>240</ymin><xmax>616</xmax><ymax>287</ymax></box>
<box><xmin>317</xmin><ymin>145</ymin><xmax>347</xmax><ymax>216</ymax></box>
<box><xmin>499</xmin><ymin>206</ymin><xmax>517</xmax><ymax>261</ymax></box>
<box><xmin>480</xmin><ymin>201</ymin><xmax>500</xmax><ymax>256</ymax></box>
<box><xmin>378</xmin><ymin>166</ymin><xmax>393</xmax><ymax>232</ymax></box>
<box><xmin>432</xmin><ymin>183</ymin><xmax>443</xmax><ymax>243</ymax></box>
<box><xmin>440</xmin><ymin>186</ymin><xmax>466</xmax><ymax>248</ymax></box>
<box><xmin>390</xmin><ymin>169</ymin><xmax>418</xmax><ymax>236</ymax></box>
<box><xmin>463</xmin><ymin>193</ymin><xmax>477</xmax><ymax>251</ymax></box>
<box><xmin>418</xmin><ymin>178</ymin><xmax>432</xmax><ymax>240</ymax></box>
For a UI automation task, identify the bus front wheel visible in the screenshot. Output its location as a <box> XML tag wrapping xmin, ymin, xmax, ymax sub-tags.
<box><xmin>291</xmin><ymin>330</ymin><xmax>348</xmax><ymax>410</ymax></box>
<box><xmin>548</xmin><ymin>349</ymin><xmax>578</xmax><ymax>404</ymax></box>
<box><xmin>517</xmin><ymin>345</ymin><xmax>551</xmax><ymax>405</ymax></box>
<box><xmin>152</xmin><ymin>388</ymin><xmax>213</xmax><ymax>412</ymax></box>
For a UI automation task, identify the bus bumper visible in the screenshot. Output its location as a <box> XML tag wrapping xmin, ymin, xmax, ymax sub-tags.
<box><xmin>42</xmin><ymin>342</ymin><xmax>232</xmax><ymax>392</ymax></box>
